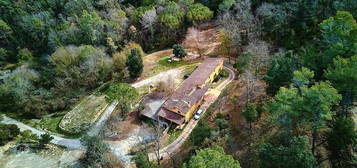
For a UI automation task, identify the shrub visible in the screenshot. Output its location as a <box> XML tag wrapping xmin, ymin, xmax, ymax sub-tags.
<box><xmin>0</xmin><ymin>124</ymin><xmax>20</xmax><ymax>146</ymax></box>
<box><xmin>215</xmin><ymin>118</ymin><xmax>229</xmax><ymax>131</ymax></box>
<box><xmin>39</xmin><ymin>133</ymin><xmax>53</xmax><ymax>148</ymax></box>
<box><xmin>172</xmin><ymin>44</ymin><xmax>187</xmax><ymax>58</ymax></box>
<box><xmin>241</xmin><ymin>103</ymin><xmax>258</xmax><ymax>128</ymax></box>
<box><xmin>219</xmin><ymin>69</ymin><xmax>229</xmax><ymax>78</ymax></box>
<box><xmin>17</xmin><ymin>130</ymin><xmax>39</xmax><ymax>143</ymax></box>
<box><xmin>113</xmin><ymin>43</ymin><xmax>145</xmax><ymax>72</ymax></box>
<box><xmin>190</xmin><ymin>120</ymin><xmax>212</xmax><ymax>147</ymax></box>
<box><xmin>134</xmin><ymin>150</ymin><xmax>158</xmax><ymax>168</ymax></box>
<box><xmin>80</xmin><ymin>135</ymin><xmax>110</xmax><ymax>167</ymax></box>
<box><xmin>0</xmin><ymin>48</ymin><xmax>9</xmax><ymax>67</ymax></box>
<box><xmin>126</xmin><ymin>48</ymin><xmax>144</xmax><ymax>78</ymax></box>
<box><xmin>17</xmin><ymin>48</ymin><xmax>33</xmax><ymax>64</ymax></box>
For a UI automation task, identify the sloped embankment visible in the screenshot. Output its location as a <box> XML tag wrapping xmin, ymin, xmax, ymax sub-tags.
<box><xmin>59</xmin><ymin>94</ymin><xmax>108</xmax><ymax>134</ymax></box>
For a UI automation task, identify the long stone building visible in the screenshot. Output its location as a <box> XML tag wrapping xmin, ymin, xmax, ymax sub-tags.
<box><xmin>157</xmin><ymin>58</ymin><xmax>224</xmax><ymax>128</ymax></box>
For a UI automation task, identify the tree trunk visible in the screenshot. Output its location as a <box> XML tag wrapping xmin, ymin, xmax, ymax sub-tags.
<box><xmin>155</xmin><ymin>117</ymin><xmax>161</xmax><ymax>165</ymax></box>
<box><xmin>312</xmin><ymin>128</ymin><xmax>317</xmax><ymax>156</ymax></box>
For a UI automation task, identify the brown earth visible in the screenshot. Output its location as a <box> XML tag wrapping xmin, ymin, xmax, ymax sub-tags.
<box><xmin>139</xmin><ymin>49</ymin><xmax>173</xmax><ymax>81</ymax></box>
<box><xmin>138</xmin><ymin>25</ymin><xmax>221</xmax><ymax>81</ymax></box>
<box><xmin>105</xmin><ymin>111</ymin><xmax>141</xmax><ymax>141</ymax></box>
<box><xmin>182</xmin><ymin>26</ymin><xmax>221</xmax><ymax>60</ymax></box>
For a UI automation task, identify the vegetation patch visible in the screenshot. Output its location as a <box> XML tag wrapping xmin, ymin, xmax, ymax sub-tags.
<box><xmin>59</xmin><ymin>94</ymin><xmax>108</xmax><ymax>134</ymax></box>
<box><xmin>183</xmin><ymin>64</ymin><xmax>197</xmax><ymax>75</ymax></box>
<box><xmin>35</xmin><ymin>115</ymin><xmax>82</xmax><ymax>138</ymax></box>
<box><xmin>167</xmin><ymin>129</ymin><xmax>183</xmax><ymax>145</ymax></box>
<box><xmin>39</xmin><ymin>116</ymin><xmax>62</xmax><ymax>133</ymax></box>
<box><xmin>147</xmin><ymin>56</ymin><xmax>200</xmax><ymax>78</ymax></box>
<box><xmin>211</xmin><ymin>69</ymin><xmax>229</xmax><ymax>88</ymax></box>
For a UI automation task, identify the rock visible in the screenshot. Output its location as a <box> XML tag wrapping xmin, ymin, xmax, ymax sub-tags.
<box><xmin>17</xmin><ymin>144</ymin><xmax>29</xmax><ymax>152</ymax></box>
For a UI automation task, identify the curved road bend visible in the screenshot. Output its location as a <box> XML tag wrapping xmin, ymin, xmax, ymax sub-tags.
<box><xmin>1</xmin><ymin>116</ymin><xmax>82</xmax><ymax>149</ymax></box>
<box><xmin>148</xmin><ymin>65</ymin><xmax>236</xmax><ymax>161</ymax></box>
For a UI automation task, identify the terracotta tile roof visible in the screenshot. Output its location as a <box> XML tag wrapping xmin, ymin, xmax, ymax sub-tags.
<box><xmin>158</xmin><ymin>58</ymin><xmax>223</xmax><ymax>124</ymax></box>
<box><xmin>158</xmin><ymin>108</ymin><xmax>185</xmax><ymax>125</ymax></box>
<box><xmin>162</xmin><ymin>58</ymin><xmax>223</xmax><ymax>115</ymax></box>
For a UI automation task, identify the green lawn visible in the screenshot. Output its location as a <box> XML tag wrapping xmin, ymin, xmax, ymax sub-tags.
<box><xmin>148</xmin><ymin>56</ymin><xmax>201</xmax><ymax>78</ymax></box>
<box><xmin>59</xmin><ymin>94</ymin><xmax>108</xmax><ymax>134</ymax></box>
<box><xmin>40</xmin><ymin>116</ymin><xmax>62</xmax><ymax>132</ymax></box>
<box><xmin>183</xmin><ymin>64</ymin><xmax>198</xmax><ymax>75</ymax></box>
<box><xmin>38</xmin><ymin>115</ymin><xmax>83</xmax><ymax>138</ymax></box>
<box><xmin>137</xmin><ymin>84</ymin><xmax>151</xmax><ymax>97</ymax></box>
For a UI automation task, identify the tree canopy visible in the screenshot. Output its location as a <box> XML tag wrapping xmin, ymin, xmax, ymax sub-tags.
<box><xmin>259</xmin><ymin>136</ymin><xmax>316</xmax><ymax>168</ymax></box>
<box><xmin>267</xmin><ymin>68</ymin><xmax>341</xmax><ymax>132</ymax></box>
<box><xmin>185</xmin><ymin>146</ymin><xmax>241</xmax><ymax>168</ymax></box>
<box><xmin>186</xmin><ymin>3</ymin><xmax>213</xmax><ymax>25</ymax></box>
<box><xmin>327</xmin><ymin>117</ymin><xmax>357</xmax><ymax>168</ymax></box>
<box><xmin>264</xmin><ymin>50</ymin><xmax>296</xmax><ymax>95</ymax></box>
<box><xmin>325</xmin><ymin>55</ymin><xmax>357</xmax><ymax>107</ymax></box>
<box><xmin>126</xmin><ymin>48</ymin><xmax>144</xmax><ymax>78</ymax></box>
<box><xmin>105</xmin><ymin>83</ymin><xmax>139</xmax><ymax>104</ymax></box>
<box><xmin>172</xmin><ymin>44</ymin><xmax>187</xmax><ymax>58</ymax></box>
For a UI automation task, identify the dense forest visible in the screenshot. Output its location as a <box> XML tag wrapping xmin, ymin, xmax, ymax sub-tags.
<box><xmin>0</xmin><ymin>0</ymin><xmax>356</xmax><ymax>168</ymax></box>
<box><xmin>0</xmin><ymin>0</ymin><xmax>214</xmax><ymax>118</ymax></box>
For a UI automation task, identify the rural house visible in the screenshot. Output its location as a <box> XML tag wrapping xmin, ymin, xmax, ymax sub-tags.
<box><xmin>157</xmin><ymin>58</ymin><xmax>224</xmax><ymax>128</ymax></box>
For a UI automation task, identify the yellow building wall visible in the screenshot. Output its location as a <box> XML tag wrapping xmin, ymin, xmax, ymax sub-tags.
<box><xmin>185</xmin><ymin>61</ymin><xmax>223</xmax><ymax>121</ymax></box>
<box><xmin>185</xmin><ymin>100</ymin><xmax>201</xmax><ymax>121</ymax></box>
<box><xmin>205</xmin><ymin>61</ymin><xmax>224</xmax><ymax>84</ymax></box>
<box><xmin>172</xmin><ymin>60</ymin><xmax>224</xmax><ymax>123</ymax></box>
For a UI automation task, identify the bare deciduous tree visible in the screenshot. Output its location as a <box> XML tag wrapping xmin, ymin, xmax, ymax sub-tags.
<box><xmin>183</xmin><ymin>27</ymin><xmax>204</xmax><ymax>57</ymax></box>
<box><xmin>244</xmin><ymin>40</ymin><xmax>271</xmax><ymax>79</ymax></box>
<box><xmin>241</xmin><ymin>70</ymin><xmax>257</xmax><ymax>105</ymax></box>
<box><xmin>154</xmin><ymin>116</ymin><xmax>163</xmax><ymax>165</ymax></box>
<box><xmin>217</xmin><ymin>0</ymin><xmax>258</xmax><ymax>54</ymax></box>
<box><xmin>155</xmin><ymin>75</ymin><xmax>176</xmax><ymax>97</ymax></box>
<box><xmin>140</xmin><ymin>9</ymin><xmax>157</xmax><ymax>40</ymax></box>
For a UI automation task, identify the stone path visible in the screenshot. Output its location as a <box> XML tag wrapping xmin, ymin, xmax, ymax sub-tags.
<box><xmin>87</xmin><ymin>101</ymin><xmax>119</xmax><ymax>136</ymax></box>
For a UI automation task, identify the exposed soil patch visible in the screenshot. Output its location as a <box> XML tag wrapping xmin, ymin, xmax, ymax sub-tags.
<box><xmin>139</xmin><ymin>49</ymin><xmax>173</xmax><ymax>80</ymax></box>
<box><xmin>104</xmin><ymin>110</ymin><xmax>156</xmax><ymax>166</ymax></box>
<box><xmin>105</xmin><ymin>111</ymin><xmax>142</xmax><ymax>141</ymax></box>
<box><xmin>182</xmin><ymin>26</ymin><xmax>221</xmax><ymax>59</ymax></box>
